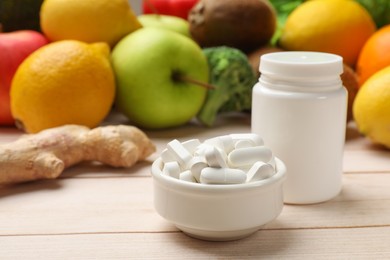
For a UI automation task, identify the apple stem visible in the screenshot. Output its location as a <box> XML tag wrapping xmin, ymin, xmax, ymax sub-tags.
<box><xmin>145</xmin><ymin>0</ymin><xmax>160</xmax><ymax>17</ymax></box>
<box><xmin>173</xmin><ymin>73</ymin><xmax>215</xmax><ymax>90</ymax></box>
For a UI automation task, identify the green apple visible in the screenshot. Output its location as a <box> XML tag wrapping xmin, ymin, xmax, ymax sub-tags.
<box><xmin>111</xmin><ymin>27</ymin><xmax>209</xmax><ymax>129</ymax></box>
<box><xmin>137</xmin><ymin>14</ymin><xmax>191</xmax><ymax>37</ymax></box>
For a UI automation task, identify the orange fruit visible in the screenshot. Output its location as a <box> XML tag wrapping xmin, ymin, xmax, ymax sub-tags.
<box><xmin>356</xmin><ymin>24</ymin><xmax>390</xmax><ymax>86</ymax></box>
<box><xmin>40</xmin><ymin>0</ymin><xmax>142</xmax><ymax>47</ymax></box>
<box><xmin>279</xmin><ymin>0</ymin><xmax>376</xmax><ymax>67</ymax></box>
<box><xmin>11</xmin><ymin>40</ymin><xmax>115</xmax><ymax>133</ymax></box>
<box><xmin>353</xmin><ymin>65</ymin><xmax>390</xmax><ymax>149</ymax></box>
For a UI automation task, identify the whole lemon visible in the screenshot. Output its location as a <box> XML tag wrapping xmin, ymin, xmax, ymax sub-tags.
<box><xmin>353</xmin><ymin>66</ymin><xmax>390</xmax><ymax>149</ymax></box>
<box><xmin>11</xmin><ymin>40</ymin><xmax>115</xmax><ymax>133</ymax></box>
<box><xmin>279</xmin><ymin>0</ymin><xmax>376</xmax><ymax>66</ymax></box>
<box><xmin>40</xmin><ymin>0</ymin><xmax>142</xmax><ymax>47</ymax></box>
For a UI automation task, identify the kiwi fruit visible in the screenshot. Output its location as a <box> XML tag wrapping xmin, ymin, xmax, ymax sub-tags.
<box><xmin>189</xmin><ymin>0</ymin><xmax>277</xmax><ymax>53</ymax></box>
<box><xmin>247</xmin><ymin>45</ymin><xmax>284</xmax><ymax>78</ymax></box>
<box><xmin>341</xmin><ymin>63</ymin><xmax>359</xmax><ymax>122</ymax></box>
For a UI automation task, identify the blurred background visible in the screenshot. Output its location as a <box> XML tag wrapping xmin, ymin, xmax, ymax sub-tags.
<box><xmin>129</xmin><ymin>0</ymin><xmax>142</xmax><ymax>15</ymax></box>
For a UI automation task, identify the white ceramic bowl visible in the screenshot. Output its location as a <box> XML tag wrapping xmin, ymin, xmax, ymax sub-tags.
<box><xmin>151</xmin><ymin>157</ymin><xmax>287</xmax><ymax>241</ymax></box>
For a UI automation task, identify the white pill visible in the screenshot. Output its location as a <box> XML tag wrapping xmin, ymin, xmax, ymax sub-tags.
<box><xmin>246</xmin><ymin>162</ymin><xmax>275</xmax><ymax>182</ymax></box>
<box><xmin>204</xmin><ymin>137</ymin><xmax>220</xmax><ymax>147</ymax></box>
<box><xmin>194</xmin><ymin>143</ymin><xmax>213</xmax><ymax>157</ymax></box>
<box><xmin>204</xmin><ymin>135</ymin><xmax>234</xmax><ymax>153</ymax></box>
<box><xmin>205</xmin><ymin>146</ymin><xmax>228</xmax><ymax>168</ymax></box>
<box><xmin>162</xmin><ymin>161</ymin><xmax>181</xmax><ymax>179</ymax></box>
<box><xmin>200</xmin><ymin>167</ymin><xmax>246</xmax><ymax>184</ymax></box>
<box><xmin>180</xmin><ymin>170</ymin><xmax>197</xmax><ymax>183</ymax></box>
<box><xmin>181</xmin><ymin>139</ymin><xmax>201</xmax><ymax>155</ymax></box>
<box><xmin>166</xmin><ymin>139</ymin><xmax>193</xmax><ymax>168</ymax></box>
<box><xmin>268</xmin><ymin>156</ymin><xmax>276</xmax><ymax>169</ymax></box>
<box><xmin>187</xmin><ymin>156</ymin><xmax>207</xmax><ymax>182</ymax></box>
<box><xmin>234</xmin><ymin>139</ymin><xmax>254</xmax><ymax>149</ymax></box>
<box><xmin>219</xmin><ymin>135</ymin><xmax>235</xmax><ymax>153</ymax></box>
<box><xmin>230</xmin><ymin>133</ymin><xmax>264</xmax><ymax>146</ymax></box>
<box><xmin>236</xmin><ymin>165</ymin><xmax>252</xmax><ymax>174</ymax></box>
<box><xmin>160</xmin><ymin>148</ymin><xmax>176</xmax><ymax>163</ymax></box>
<box><xmin>228</xmin><ymin>146</ymin><xmax>272</xmax><ymax>167</ymax></box>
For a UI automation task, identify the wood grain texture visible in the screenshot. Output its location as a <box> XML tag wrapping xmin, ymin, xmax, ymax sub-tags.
<box><xmin>1</xmin><ymin>228</ymin><xmax>390</xmax><ymax>259</ymax></box>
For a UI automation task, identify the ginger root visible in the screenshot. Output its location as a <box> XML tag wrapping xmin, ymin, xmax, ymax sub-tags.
<box><xmin>0</xmin><ymin>124</ymin><xmax>156</xmax><ymax>185</ymax></box>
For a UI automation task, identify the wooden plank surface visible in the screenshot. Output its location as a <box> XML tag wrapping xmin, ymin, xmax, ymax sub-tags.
<box><xmin>1</xmin><ymin>228</ymin><xmax>390</xmax><ymax>259</ymax></box>
<box><xmin>0</xmin><ymin>173</ymin><xmax>389</xmax><ymax>235</ymax></box>
<box><xmin>0</xmin><ymin>113</ymin><xmax>390</xmax><ymax>259</ymax></box>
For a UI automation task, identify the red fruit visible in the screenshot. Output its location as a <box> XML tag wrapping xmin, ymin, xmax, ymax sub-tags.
<box><xmin>143</xmin><ymin>0</ymin><xmax>199</xmax><ymax>20</ymax></box>
<box><xmin>0</xmin><ymin>30</ymin><xmax>48</xmax><ymax>125</ymax></box>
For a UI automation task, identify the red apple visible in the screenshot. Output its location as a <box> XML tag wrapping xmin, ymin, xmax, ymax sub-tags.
<box><xmin>0</xmin><ymin>30</ymin><xmax>48</xmax><ymax>125</ymax></box>
<box><xmin>142</xmin><ymin>0</ymin><xmax>199</xmax><ymax>20</ymax></box>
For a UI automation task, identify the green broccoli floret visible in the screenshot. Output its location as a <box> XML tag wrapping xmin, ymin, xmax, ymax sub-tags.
<box><xmin>197</xmin><ymin>46</ymin><xmax>257</xmax><ymax>126</ymax></box>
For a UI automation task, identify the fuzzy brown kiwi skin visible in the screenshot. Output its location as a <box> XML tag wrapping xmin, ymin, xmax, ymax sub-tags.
<box><xmin>189</xmin><ymin>0</ymin><xmax>277</xmax><ymax>53</ymax></box>
<box><xmin>247</xmin><ymin>45</ymin><xmax>284</xmax><ymax>78</ymax></box>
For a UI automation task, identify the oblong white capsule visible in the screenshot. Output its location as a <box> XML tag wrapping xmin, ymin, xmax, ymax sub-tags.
<box><xmin>268</xmin><ymin>156</ymin><xmax>276</xmax><ymax>170</ymax></box>
<box><xmin>205</xmin><ymin>146</ymin><xmax>228</xmax><ymax>168</ymax></box>
<box><xmin>162</xmin><ymin>161</ymin><xmax>181</xmax><ymax>179</ymax></box>
<box><xmin>166</xmin><ymin>139</ymin><xmax>193</xmax><ymax>168</ymax></box>
<box><xmin>187</xmin><ymin>156</ymin><xmax>208</xmax><ymax>182</ymax></box>
<box><xmin>204</xmin><ymin>135</ymin><xmax>234</xmax><ymax>153</ymax></box>
<box><xmin>234</xmin><ymin>139</ymin><xmax>254</xmax><ymax>149</ymax></box>
<box><xmin>228</xmin><ymin>146</ymin><xmax>272</xmax><ymax>167</ymax></box>
<box><xmin>181</xmin><ymin>139</ymin><xmax>201</xmax><ymax>155</ymax></box>
<box><xmin>204</xmin><ymin>137</ymin><xmax>221</xmax><ymax>148</ymax></box>
<box><xmin>230</xmin><ymin>133</ymin><xmax>264</xmax><ymax>146</ymax></box>
<box><xmin>200</xmin><ymin>167</ymin><xmax>246</xmax><ymax>184</ymax></box>
<box><xmin>180</xmin><ymin>170</ymin><xmax>197</xmax><ymax>183</ymax></box>
<box><xmin>194</xmin><ymin>143</ymin><xmax>213</xmax><ymax>157</ymax></box>
<box><xmin>160</xmin><ymin>148</ymin><xmax>176</xmax><ymax>164</ymax></box>
<box><xmin>246</xmin><ymin>161</ymin><xmax>275</xmax><ymax>182</ymax></box>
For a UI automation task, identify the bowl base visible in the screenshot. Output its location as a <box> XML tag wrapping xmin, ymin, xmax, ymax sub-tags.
<box><xmin>176</xmin><ymin>225</ymin><xmax>263</xmax><ymax>241</ymax></box>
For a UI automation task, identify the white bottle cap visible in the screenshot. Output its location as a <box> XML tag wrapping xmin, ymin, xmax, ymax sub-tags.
<box><xmin>259</xmin><ymin>51</ymin><xmax>343</xmax><ymax>78</ymax></box>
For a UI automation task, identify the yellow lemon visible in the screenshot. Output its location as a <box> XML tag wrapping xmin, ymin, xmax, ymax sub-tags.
<box><xmin>11</xmin><ymin>40</ymin><xmax>115</xmax><ymax>133</ymax></box>
<box><xmin>40</xmin><ymin>0</ymin><xmax>142</xmax><ymax>47</ymax></box>
<box><xmin>279</xmin><ymin>0</ymin><xmax>376</xmax><ymax>66</ymax></box>
<box><xmin>353</xmin><ymin>66</ymin><xmax>390</xmax><ymax>149</ymax></box>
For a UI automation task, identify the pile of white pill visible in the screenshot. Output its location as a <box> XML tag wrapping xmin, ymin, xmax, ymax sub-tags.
<box><xmin>160</xmin><ymin>134</ymin><xmax>276</xmax><ymax>184</ymax></box>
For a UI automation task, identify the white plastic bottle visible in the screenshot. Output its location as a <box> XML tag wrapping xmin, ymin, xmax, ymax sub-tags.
<box><xmin>251</xmin><ymin>51</ymin><xmax>347</xmax><ymax>204</ymax></box>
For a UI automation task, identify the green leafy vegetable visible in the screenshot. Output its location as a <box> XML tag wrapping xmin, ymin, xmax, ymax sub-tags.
<box><xmin>269</xmin><ymin>0</ymin><xmax>303</xmax><ymax>45</ymax></box>
<box><xmin>197</xmin><ymin>46</ymin><xmax>257</xmax><ymax>126</ymax></box>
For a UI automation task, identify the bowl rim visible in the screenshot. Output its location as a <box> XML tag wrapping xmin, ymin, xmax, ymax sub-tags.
<box><xmin>151</xmin><ymin>157</ymin><xmax>286</xmax><ymax>193</ymax></box>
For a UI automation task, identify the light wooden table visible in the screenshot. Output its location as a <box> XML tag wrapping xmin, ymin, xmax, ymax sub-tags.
<box><xmin>1</xmin><ymin>113</ymin><xmax>389</xmax><ymax>259</ymax></box>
